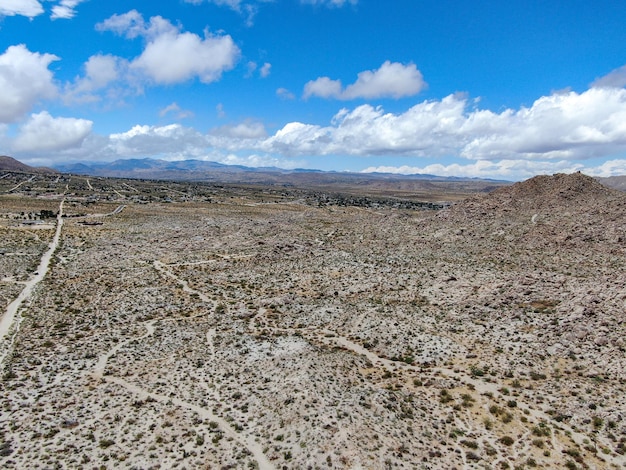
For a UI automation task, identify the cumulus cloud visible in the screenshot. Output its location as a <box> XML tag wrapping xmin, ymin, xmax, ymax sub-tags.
<box><xmin>304</xmin><ymin>61</ymin><xmax>426</xmax><ymax>100</ymax></box>
<box><xmin>44</xmin><ymin>121</ymin><xmax>297</xmax><ymax>167</ymax></box>
<box><xmin>109</xmin><ymin>123</ymin><xmax>208</xmax><ymax>156</ymax></box>
<box><xmin>14</xmin><ymin>70</ymin><xmax>626</xmax><ymax>179</ymax></box>
<box><xmin>12</xmin><ymin>111</ymin><xmax>92</xmax><ymax>152</ymax></box>
<box><xmin>51</xmin><ymin>0</ymin><xmax>86</xmax><ymax>19</ymax></box>
<box><xmin>0</xmin><ymin>45</ymin><xmax>58</xmax><ymax>123</ymax></box>
<box><xmin>97</xmin><ymin>11</ymin><xmax>240</xmax><ymax>85</ymax></box>
<box><xmin>303</xmin><ymin>77</ymin><xmax>343</xmax><ymax>99</ymax></box>
<box><xmin>64</xmin><ymin>54</ymin><xmax>124</xmax><ymax>104</ymax></box>
<box><xmin>261</xmin><ymin>88</ymin><xmax>626</xmax><ymax>163</ymax></box>
<box><xmin>0</xmin><ymin>0</ymin><xmax>44</xmax><ymax>18</ymax></box>
<box><xmin>263</xmin><ymin>94</ymin><xmax>466</xmax><ymax>156</ymax></box>
<box><xmin>82</xmin><ymin>55</ymin><xmax>120</xmax><ymax>88</ymax></box>
<box><xmin>132</xmin><ymin>32</ymin><xmax>238</xmax><ymax>84</ymax></box>
<box><xmin>591</xmin><ymin>64</ymin><xmax>626</xmax><ymax>89</ymax></box>
<box><xmin>460</xmin><ymin>87</ymin><xmax>626</xmax><ymax>160</ymax></box>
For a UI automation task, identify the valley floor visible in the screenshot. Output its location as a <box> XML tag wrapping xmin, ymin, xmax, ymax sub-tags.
<box><xmin>0</xmin><ymin>172</ymin><xmax>625</xmax><ymax>469</ymax></box>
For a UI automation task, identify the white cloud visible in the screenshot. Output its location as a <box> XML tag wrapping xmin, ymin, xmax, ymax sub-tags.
<box><xmin>259</xmin><ymin>62</ymin><xmax>271</xmax><ymax>78</ymax></box>
<box><xmin>583</xmin><ymin>159</ymin><xmax>626</xmax><ymax>177</ymax></box>
<box><xmin>359</xmin><ymin>160</ymin><xmax>568</xmax><ymax>180</ymax></box>
<box><xmin>460</xmin><ymin>87</ymin><xmax>626</xmax><ymax>160</ymax></box>
<box><xmin>12</xmin><ymin>64</ymin><xmax>626</xmax><ymax>180</ymax></box>
<box><xmin>83</xmin><ymin>55</ymin><xmax>120</xmax><ymax>89</ymax></box>
<box><xmin>210</xmin><ymin>120</ymin><xmax>267</xmax><ymax>139</ymax></box>
<box><xmin>97</xmin><ymin>11</ymin><xmax>240</xmax><ymax>85</ymax></box>
<box><xmin>64</xmin><ymin>54</ymin><xmax>124</xmax><ymax>104</ymax></box>
<box><xmin>361</xmin><ymin>158</ymin><xmax>626</xmax><ymax>181</ymax></box>
<box><xmin>159</xmin><ymin>102</ymin><xmax>194</xmax><ymax>119</ymax></box>
<box><xmin>43</xmin><ymin>121</ymin><xmax>280</xmax><ymax>165</ymax></box>
<box><xmin>304</xmin><ymin>61</ymin><xmax>426</xmax><ymax>100</ymax></box>
<box><xmin>344</xmin><ymin>61</ymin><xmax>426</xmax><ymax>99</ymax></box>
<box><xmin>0</xmin><ymin>0</ymin><xmax>87</xmax><ymax>20</ymax></box>
<box><xmin>246</xmin><ymin>60</ymin><xmax>271</xmax><ymax>78</ymax></box>
<box><xmin>304</xmin><ymin>77</ymin><xmax>343</xmax><ymax>99</ymax></box>
<box><xmin>263</xmin><ymin>94</ymin><xmax>466</xmax><ymax>156</ymax></box>
<box><xmin>109</xmin><ymin>123</ymin><xmax>208</xmax><ymax>156</ymax></box>
<box><xmin>96</xmin><ymin>10</ymin><xmax>147</xmax><ymax>39</ymax></box>
<box><xmin>0</xmin><ymin>0</ymin><xmax>43</xmax><ymax>18</ymax></box>
<box><xmin>13</xmin><ymin>111</ymin><xmax>92</xmax><ymax>152</ymax></box>
<box><xmin>259</xmin><ymin>88</ymin><xmax>626</xmax><ymax>164</ymax></box>
<box><xmin>591</xmin><ymin>64</ymin><xmax>626</xmax><ymax>89</ymax></box>
<box><xmin>131</xmin><ymin>30</ymin><xmax>239</xmax><ymax>84</ymax></box>
<box><xmin>0</xmin><ymin>45</ymin><xmax>58</xmax><ymax>123</ymax></box>
<box><xmin>276</xmin><ymin>88</ymin><xmax>296</xmax><ymax>100</ymax></box>
<box><xmin>51</xmin><ymin>0</ymin><xmax>86</xmax><ymax>19</ymax></box>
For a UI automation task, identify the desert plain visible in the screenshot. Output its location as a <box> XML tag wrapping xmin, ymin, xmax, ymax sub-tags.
<box><xmin>0</xmin><ymin>170</ymin><xmax>625</xmax><ymax>469</ymax></box>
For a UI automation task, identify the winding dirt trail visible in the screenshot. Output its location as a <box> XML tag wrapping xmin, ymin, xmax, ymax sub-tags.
<box><xmin>153</xmin><ymin>260</ymin><xmax>216</xmax><ymax>306</ymax></box>
<box><xmin>88</xmin><ymin>261</ymin><xmax>275</xmax><ymax>469</ymax></box>
<box><xmin>94</xmin><ymin>258</ymin><xmax>624</xmax><ymax>469</ymax></box>
<box><xmin>92</xmin><ymin>320</ymin><xmax>157</xmax><ymax>380</ymax></box>
<box><xmin>147</xmin><ymin>261</ymin><xmax>624</xmax><ymax>468</ymax></box>
<box><xmin>104</xmin><ymin>376</ymin><xmax>274</xmax><ymax>470</ymax></box>
<box><xmin>7</xmin><ymin>175</ymin><xmax>35</xmax><ymax>193</ymax></box>
<box><xmin>0</xmin><ymin>199</ymin><xmax>65</xmax><ymax>366</ymax></box>
<box><xmin>320</xmin><ymin>332</ymin><xmax>623</xmax><ymax>468</ymax></box>
<box><xmin>93</xmin><ymin>323</ymin><xmax>275</xmax><ymax>469</ymax></box>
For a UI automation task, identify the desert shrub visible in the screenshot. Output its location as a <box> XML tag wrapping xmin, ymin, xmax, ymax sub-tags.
<box><xmin>461</xmin><ymin>440</ymin><xmax>478</xmax><ymax>449</ymax></box>
<box><xmin>439</xmin><ymin>389</ymin><xmax>453</xmax><ymax>404</ymax></box>
<box><xmin>99</xmin><ymin>439</ymin><xmax>115</xmax><ymax>449</ymax></box>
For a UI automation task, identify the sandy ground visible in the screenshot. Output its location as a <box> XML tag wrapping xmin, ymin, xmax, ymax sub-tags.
<box><xmin>0</xmin><ymin>172</ymin><xmax>625</xmax><ymax>469</ymax></box>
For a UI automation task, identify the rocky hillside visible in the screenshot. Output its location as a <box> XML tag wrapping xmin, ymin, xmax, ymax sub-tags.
<box><xmin>440</xmin><ymin>172</ymin><xmax>626</xmax><ymax>248</ymax></box>
<box><xmin>430</xmin><ymin>172</ymin><xmax>625</xmax><ymax>418</ymax></box>
<box><xmin>0</xmin><ymin>156</ymin><xmax>56</xmax><ymax>174</ymax></box>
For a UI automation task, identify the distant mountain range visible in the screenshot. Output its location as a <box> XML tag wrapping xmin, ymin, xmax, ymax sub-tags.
<box><xmin>52</xmin><ymin>157</ymin><xmax>505</xmax><ymax>187</ymax></box>
<box><xmin>53</xmin><ymin>157</ymin><xmax>450</xmax><ymax>179</ymax></box>
<box><xmin>2</xmin><ymin>155</ymin><xmax>625</xmax><ymax>192</ymax></box>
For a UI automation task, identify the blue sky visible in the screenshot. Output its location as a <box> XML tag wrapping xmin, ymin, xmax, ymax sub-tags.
<box><xmin>1</xmin><ymin>0</ymin><xmax>626</xmax><ymax>180</ymax></box>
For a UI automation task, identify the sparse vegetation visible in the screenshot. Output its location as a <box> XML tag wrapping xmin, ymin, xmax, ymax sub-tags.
<box><xmin>0</xmin><ymin>171</ymin><xmax>624</xmax><ymax>469</ymax></box>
